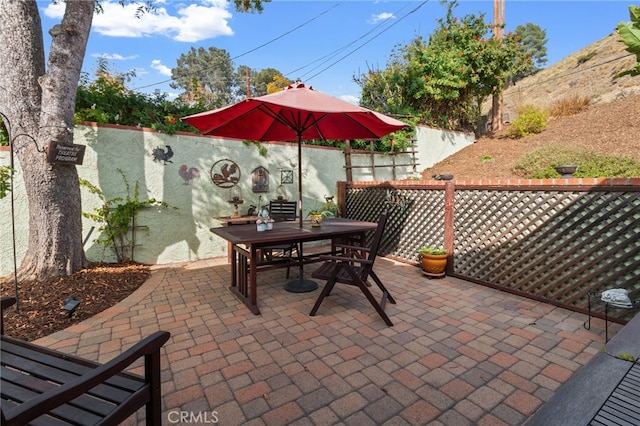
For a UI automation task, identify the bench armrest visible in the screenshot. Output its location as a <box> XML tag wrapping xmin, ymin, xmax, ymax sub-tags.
<box><xmin>1</xmin><ymin>296</ymin><xmax>16</xmax><ymax>311</ymax></box>
<box><xmin>3</xmin><ymin>330</ymin><xmax>170</xmax><ymax>426</ymax></box>
<box><xmin>1</xmin><ymin>296</ymin><xmax>17</xmax><ymax>335</ymax></box>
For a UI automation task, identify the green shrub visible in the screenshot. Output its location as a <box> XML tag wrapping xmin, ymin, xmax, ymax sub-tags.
<box><xmin>506</xmin><ymin>105</ymin><xmax>549</xmax><ymax>138</ymax></box>
<box><xmin>0</xmin><ymin>166</ymin><xmax>13</xmax><ymax>199</ymax></box>
<box><xmin>514</xmin><ymin>146</ymin><xmax>640</xmax><ymax>178</ymax></box>
<box><xmin>0</xmin><ymin>125</ymin><xmax>8</xmax><ymax>147</ymax></box>
<box><xmin>576</xmin><ymin>51</ymin><xmax>597</xmax><ymax>65</ymax></box>
<box><xmin>576</xmin><ymin>155</ymin><xmax>640</xmax><ymax>177</ymax></box>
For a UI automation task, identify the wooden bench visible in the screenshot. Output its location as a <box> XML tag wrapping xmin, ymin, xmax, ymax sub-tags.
<box><xmin>1</xmin><ymin>296</ymin><xmax>170</xmax><ymax>426</ymax></box>
<box><xmin>526</xmin><ymin>311</ymin><xmax>640</xmax><ymax>425</ymax></box>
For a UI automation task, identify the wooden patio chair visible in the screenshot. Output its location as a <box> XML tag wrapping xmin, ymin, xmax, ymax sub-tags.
<box><xmin>262</xmin><ymin>201</ymin><xmax>300</xmax><ymax>278</ymax></box>
<box><xmin>309</xmin><ymin>212</ymin><xmax>396</xmax><ymax>326</ymax></box>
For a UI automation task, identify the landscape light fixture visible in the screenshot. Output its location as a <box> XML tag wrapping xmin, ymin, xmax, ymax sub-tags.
<box><xmin>63</xmin><ymin>296</ymin><xmax>79</xmax><ymax>318</ymax></box>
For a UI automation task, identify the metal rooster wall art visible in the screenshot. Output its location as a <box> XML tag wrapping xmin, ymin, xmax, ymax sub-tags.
<box><xmin>152</xmin><ymin>145</ymin><xmax>174</xmax><ymax>164</ymax></box>
<box><xmin>178</xmin><ymin>165</ymin><xmax>200</xmax><ymax>184</ymax></box>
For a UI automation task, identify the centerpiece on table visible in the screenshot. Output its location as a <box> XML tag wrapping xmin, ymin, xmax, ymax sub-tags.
<box><xmin>256</xmin><ymin>207</ymin><xmax>274</xmax><ymax>231</ymax></box>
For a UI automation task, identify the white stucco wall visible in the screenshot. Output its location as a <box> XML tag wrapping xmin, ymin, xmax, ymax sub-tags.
<box><xmin>0</xmin><ymin>123</ymin><xmax>473</xmax><ymax>275</ymax></box>
<box><xmin>414</xmin><ymin>125</ymin><xmax>475</xmax><ymax>173</ymax></box>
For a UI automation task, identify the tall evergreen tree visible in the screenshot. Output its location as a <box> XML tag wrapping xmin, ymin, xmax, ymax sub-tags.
<box><xmin>171</xmin><ymin>47</ymin><xmax>238</xmax><ymax>108</ymax></box>
<box><xmin>515</xmin><ymin>23</ymin><xmax>548</xmax><ymax>76</ymax></box>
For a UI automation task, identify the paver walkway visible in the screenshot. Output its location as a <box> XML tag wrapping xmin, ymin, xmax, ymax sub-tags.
<box><xmin>34</xmin><ymin>255</ymin><xmax>616</xmax><ymax>425</ymax></box>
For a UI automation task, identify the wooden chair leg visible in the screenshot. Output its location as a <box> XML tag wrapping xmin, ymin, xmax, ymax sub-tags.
<box><xmin>344</xmin><ymin>265</ymin><xmax>393</xmax><ymax>326</ymax></box>
<box><xmin>309</xmin><ymin>278</ymin><xmax>336</xmax><ymax>316</ymax></box>
<box><xmin>310</xmin><ymin>263</ymin><xmax>340</xmax><ymax>316</ymax></box>
<box><xmin>370</xmin><ymin>270</ymin><xmax>396</xmax><ymax>305</ymax></box>
<box><xmin>361</xmin><ymin>286</ymin><xmax>393</xmax><ymax>326</ymax></box>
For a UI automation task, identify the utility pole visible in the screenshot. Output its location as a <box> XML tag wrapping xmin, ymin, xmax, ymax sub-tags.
<box><xmin>245</xmin><ymin>67</ymin><xmax>251</xmax><ymax>99</ymax></box>
<box><xmin>491</xmin><ymin>0</ymin><xmax>505</xmax><ymax>131</ymax></box>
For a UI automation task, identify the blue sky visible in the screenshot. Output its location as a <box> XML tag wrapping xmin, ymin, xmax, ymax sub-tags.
<box><xmin>39</xmin><ymin>0</ymin><xmax>633</xmax><ymax>104</ymax></box>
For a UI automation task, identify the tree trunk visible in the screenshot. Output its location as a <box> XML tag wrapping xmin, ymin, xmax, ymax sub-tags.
<box><xmin>0</xmin><ymin>1</ymin><xmax>93</xmax><ymax>279</ymax></box>
<box><xmin>491</xmin><ymin>93</ymin><xmax>503</xmax><ymax>131</ymax></box>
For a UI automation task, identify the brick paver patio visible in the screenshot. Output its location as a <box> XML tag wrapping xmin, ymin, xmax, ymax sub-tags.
<box><xmin>34</xmin><ymin>254</ymin><xmax>616</xmax><ymax>425</ymax></box>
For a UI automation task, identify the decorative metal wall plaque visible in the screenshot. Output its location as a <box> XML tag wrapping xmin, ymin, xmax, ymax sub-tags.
<box><xmin>281</xmin><ymin>170</ymin><xmax>293</xmax><ymax>184</ymax></box>
<box><xmin>210</xmin><ymin>159</ymin><xmax>240</xmax><ymax>188</ymax></box>
<box><xmin>251</xmin><ymin>166</ymin><xmax>269</xmax><ymax>193</ymax></box>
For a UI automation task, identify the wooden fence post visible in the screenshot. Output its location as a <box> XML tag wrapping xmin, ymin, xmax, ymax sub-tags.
<box><xmin>337</xmin><ymin>181</ymin><xmax>347</xmax><ymax>218</ymax></box>
<box><xmin>444</xmin><ymin>181</ymin><xmax>455</xmax><ymax>274</ymax></box>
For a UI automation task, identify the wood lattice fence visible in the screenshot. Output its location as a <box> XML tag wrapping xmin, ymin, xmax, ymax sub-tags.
<box><xmin>338</xmin><ymin>179</ymin><xmax>640</xmax><ymax>323</ymax></box>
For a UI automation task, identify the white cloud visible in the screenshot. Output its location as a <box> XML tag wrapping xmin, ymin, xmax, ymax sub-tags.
<box><xmin>369</xmin><ymin>12</ymin><xmax>395</xmax><ymax>24</ymax></box>
<box><xmin>91</xmin><ymin>53</ymin><xmax>139</xmax><ymax>61</ymax></box>
<box><xmin>151</xmin><ymin>59</ymin><xmax>172</xmax><ymax>77</ymax></box>
<box><xmin>42</xmin><ymin>2</ymin><xmax>65</xmax><ymax>19</ymax></box>
<box><xmin>339</xmin><ymin>94</ymin><xmax>360</xmax><ymax>105</ymax></box>
<box><xmin>133</xmin><ymin>67</ymin><xmax>148</xmax><ymax>77</ymax></box>
<box><xmin>43</xmin><ymin>0</ymin><xmax>234</xmax><ymax>42</ymax></box>
<box><xmin>173</xmin><ymin>2</ymin><xmax>234</xmax><ymax>42</ymax></box>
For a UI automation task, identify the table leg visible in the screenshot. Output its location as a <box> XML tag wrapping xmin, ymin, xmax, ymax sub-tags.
<box><xmin>228</xmin><ymin>245</ymin><xmax>260</xmax><ymax>315</ymax></box>
<box><xmin>231</xmin><ymin>245</ymin><xmax>237</xmax><ymax>290</ymax></box>
<box><xmin>250</xmin><ymin>246</ymin><xmax>258</xmax><ymax>309</ymax></box>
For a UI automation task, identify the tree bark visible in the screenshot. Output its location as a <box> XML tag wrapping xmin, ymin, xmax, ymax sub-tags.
<box><xmin>0</xmin><ymin>1</ymin><xmax>93</xmax><ymax>279</ymax></box>
<box><xmin>491</xmin><ymin>93</ymin><xmax>503</xmax><ymax>131</ymax></box>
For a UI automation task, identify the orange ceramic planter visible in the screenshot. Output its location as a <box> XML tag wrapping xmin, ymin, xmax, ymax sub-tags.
<box><xmin>420</xmin><ymin>253</ymin><xmax>447</xmax><ymax>277</ymax></box>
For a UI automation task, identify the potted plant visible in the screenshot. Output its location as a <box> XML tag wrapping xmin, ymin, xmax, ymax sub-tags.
<box><xmin>419</xmin><ymin>246</ymin><xmax>448</xmax><ymax>277</ymax></box>
<box><xmin>307</xmin><ymin>209</ymin><xmax>333</xmax><ymax>227</ymax></box>
<box><xmin>307</xmin><ymin>196</ymin><xmax>340</xmax><ymax>227</ymax></box>
<box><xmin>321</xmin><ymin>198</ymin><xmax>340</xmax><ymax>217</ymax></box>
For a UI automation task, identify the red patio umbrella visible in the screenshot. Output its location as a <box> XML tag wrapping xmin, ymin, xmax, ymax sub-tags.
<box><xmin>182</xmin><ymin>82</ymin><xmax>408</xmax><ymax>227</ymax></box>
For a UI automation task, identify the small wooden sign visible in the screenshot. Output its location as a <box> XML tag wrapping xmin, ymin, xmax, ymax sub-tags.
<box><xmin>46</xmin><ymin>141</ymin><xmax>86</xmax><ymax>165</ymax></box>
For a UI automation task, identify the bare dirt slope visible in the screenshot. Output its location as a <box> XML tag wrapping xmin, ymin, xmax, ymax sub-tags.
<box><xmin>422</xmin><ymin>93</ymin><xmax>640</xmax><ymax>180</ymax></box>
<box><xmin>422</xmin><ymin>33</ymin><xmax>640</xmax><ymax>180</ymax></box>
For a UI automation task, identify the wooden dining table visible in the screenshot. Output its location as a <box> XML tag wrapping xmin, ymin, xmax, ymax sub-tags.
<box><xmin>210</xmin><ymin>218</ymin><xmax>378</xmax><ymax>314</ymax></box>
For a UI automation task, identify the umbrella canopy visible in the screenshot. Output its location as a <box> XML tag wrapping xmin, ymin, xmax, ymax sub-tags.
<box><xmin>182</xmin><ymin>82</ymin><xmax>408</xmax><ymax>226</ymax></box>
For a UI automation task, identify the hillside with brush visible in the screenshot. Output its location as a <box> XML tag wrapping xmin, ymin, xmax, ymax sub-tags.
<box><xmin>421</xmin><ymin>32</ymin><xmax>640</xmax><ymax>180</ymax></box>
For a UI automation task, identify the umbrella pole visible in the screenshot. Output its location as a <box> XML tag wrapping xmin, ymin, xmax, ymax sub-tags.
<box><xmin>285</xmin><ymin>134</ymin><xmax>318</xmax><ymax>293</ymax></box>
<box><xmin>297</xmin><ymin>136</ymin><xmax>303</xmax><ymax>228</ymax></box>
